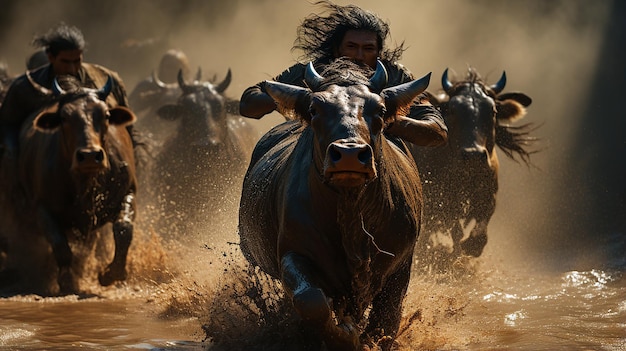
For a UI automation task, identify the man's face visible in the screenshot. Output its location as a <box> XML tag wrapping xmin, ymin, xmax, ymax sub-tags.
<box><xmin>336</xmin><ymin>30</ymin><xmax>380</xmax><ymax>69</ymax></box>
<box><xmin>48</xmin><ymin>49</ymin><xmax>83</xmax><ymax>76</ymax></box>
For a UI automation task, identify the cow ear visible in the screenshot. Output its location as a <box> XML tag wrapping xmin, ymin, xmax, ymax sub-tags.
<box><xmin>109</xmin><ymin>106</ymin><xmax>137</xmax><ymax>126</ymax></box>
<box><xmin>34</xmin><ymin>111</ymin><xmax>62</xmax><ymax>130</ymax></box>
<box><xmin>497</xmin><ymin>92</ymin><xmax>532</xmax><ymax>107</ymax></box>
<box><xmin>157</xmin><ymin>104</ymin><xmax>182</xmax><ymax>121</ymax></box>
<box><xmin>496</xmin><ymin>99</ymin><xmax>527</xmax><ymax>123</ymax></box>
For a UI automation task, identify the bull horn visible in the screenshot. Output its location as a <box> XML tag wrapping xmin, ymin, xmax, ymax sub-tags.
<box><xmin>369</xmin><ymin>60</ymin><xmax>388</xmax><ymax>93</ymax></box>
<box><xmin>441</xmin><ymin>68</ymin><xmax>454</xmax><ymax>93</ymax></box>
<box><xmin>177</xmin><ymin>69</ymin><xmax>194</xmax><ymax>94</ymax></box>
<box><xmin>152</xmin><ymin>70</ymin><xmax>177</xmax><ymax>89</ymax></box>
<box><xmin>195</xmin><ymin>67</ymin><xmax>202</xmax><ymax>82</ymax></box>
<box><xmin>97</xmin><ymin>75</ymin><xmax>113</xmax><ymax>101</ymax></box>
<box><xmin>382</xmin><ymin>72</ymin><xmax>431</xmax><ymax>109</ymax></box>
<box><xmin>264</xmin><ymin>80</ymin><xmax>309</xmax><ymax>112</ymax></box>
<box><xmin>52</xmin><ymin>78</ymin><xmax>66</xmax><ymax>96</ymax></box>
<box><xmin>215</xmin><ymin>68</ymin><xmax>232</xmax><ymax>94</ymax></box>
<box><xmin>490</xmin><ymin>71</ymin><xmax>506</xmax><ymax>94</ymax></box>
<box><xmin>26</xmin><ymin>70</ymin><xmax>53</xmax><ymax>95</ymax></box>
<box><xmin>304</xmin><ymin>62</ymin><xmax>324</xmax><ymax>91</ymax></box>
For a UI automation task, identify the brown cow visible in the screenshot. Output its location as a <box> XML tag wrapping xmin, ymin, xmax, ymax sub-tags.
<box><xmin>410</xmin><ymin>67</ymin><xmax>536</xmax><ymax>263</ymax></box>
<box><xmin>239</xmin><ymin>59</ymin><xmax>429</xmax><ymax>350</ymax></box>
<box><xmin>0</xmin><ymin>73</ymin><xmax>137</xmax><ymax>294</ymax></box>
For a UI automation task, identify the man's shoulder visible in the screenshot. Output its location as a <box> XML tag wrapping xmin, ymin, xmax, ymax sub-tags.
<box><xmin>82</xmin><ymin>62</ymin><xmax>122</xmax><ymax>80</ymax></box>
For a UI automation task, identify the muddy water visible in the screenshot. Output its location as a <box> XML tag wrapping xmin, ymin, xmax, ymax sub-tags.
<box><xmin>1</xmin><ymin>225</ymin><xmax>623</xmax><ymax>350</ymax></box>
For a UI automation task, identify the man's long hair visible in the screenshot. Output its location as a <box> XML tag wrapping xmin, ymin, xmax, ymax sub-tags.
<box><xmin>293</xmin><ymin>1</ymin><xmax>405</xmax><ymax>64</ymax></box>
<box><xmin>31</xmin><ymin>22</ymin><xmax>86</xmax><ymax>56</ymax></box>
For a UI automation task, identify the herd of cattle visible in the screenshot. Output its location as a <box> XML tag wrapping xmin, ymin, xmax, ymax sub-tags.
<box><xmin>0</xmin><ymin>57</ymin><xmax>536</xmax><ymax>349</ymax></box>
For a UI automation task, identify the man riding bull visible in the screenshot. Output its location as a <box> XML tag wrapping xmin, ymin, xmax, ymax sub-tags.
<box><xmin>0</xmin><ymin>22</ymin><xmax>141</xmax><ymax>159</ymax></box>
<box><xmin>239</xmin><ymin>0</ymin><xmax>448</xmax><ymax>147</ymax></box>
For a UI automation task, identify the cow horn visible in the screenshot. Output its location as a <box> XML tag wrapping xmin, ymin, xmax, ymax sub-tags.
<box><xmin>304</xmin><ymin>62</ymin><xmax>324</xmax><ymax>90</ymax></box>
<box><xmin>178</xmin><ymin>69</ymin><xmax>194</xmax><ymax>94</ymax></box>
<box><xmin>215</xmin><ymin>68</ymin><xmax>232</xmax><ymax>94</ymax></box>
<box><xmin>369</xmin><ymin>60</ymin><xmax>388</xmax><ymax>93</ymax></box>
<box><xmin>382</xmin><ymin>72</ymin><xmax>431</xmax><ymax>108</ymax></box>
<box><xmin>490</xmin><ymin>71</ymin><xmax>507</xmax><ymax>94</ymax></box>
<box><xmin>195</xmin><ymin>67</ymin><xmax>202</xmax><ymax>82</ymax></box>
<box><xmin>26</xmin><ymin>70</ymin><xmax>53</xmax><ymax>95</ymax></box>
<box><xmin>97</xmin><ymin>75</ymin><xmax>113</xmax><ymax>101</ymax></box>
<box><xmin>264</xmin><ymin>80</ymin><xmax>309</xmax><ymax>112</ymax></box>
<box><xmin>152</xmin><ymin>70</ymin><xmax>177</xmax><ymax>89</ymax></box>
<box><xmin>52</xmin><ymin>78</ymin><xmax>66</xmax><ymax>96</ymax></box>
<box><xmin>441</xmin><ymin>68</ymin><xmax>454</xmax><ymax>93</ymax></box>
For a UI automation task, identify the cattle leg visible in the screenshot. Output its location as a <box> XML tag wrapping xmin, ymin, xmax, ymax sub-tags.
<box><xmin>99</xmin><ymin>193</ymin><xmax>134</xmax><ymax>286</ymax></box>
<box><xmin>36</xmin><ymin>208</ymin><xmax>78</xmax><ymax>294</ymax></box>
<box><xmin>461</xmin><ymin>220</ymin><xmax>489</xmax><ymax>257</ymax></box>
<box><xmin>365</xmin><ymin>261</ymin><xmax>411</xmax><ymax>350</ymax></box>
<box><xmin>280</xmin><ymin>252</ymin><xmax>360</xmax><ymax>351</ymax></box>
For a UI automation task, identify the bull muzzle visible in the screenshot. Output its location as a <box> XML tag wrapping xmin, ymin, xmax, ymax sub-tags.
<box><xmin>461</xmin><ymin>146</ymin><xmax>489</xmax><ymax>164</ymax></box>
<box><xmin>324</xmin><ymin>142</ymin><xmax>376</xmax><ymax>187</ymax></box>
<box><xmin>74</xmin><ymin>147</ymin><xmax>107</xmax><ymax>172</ymax></box>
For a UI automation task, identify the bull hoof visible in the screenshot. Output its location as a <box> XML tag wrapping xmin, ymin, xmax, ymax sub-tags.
<box><xmin>324</xmin><ymin>319</ymin><xmax>360</xmax><ymax>351</ymax></box>
<box><xmin>293</xmin><ymin>287</ymin><xmax>331</xmax><ymax>325</ymax></box>
<box><xmin>58</xmin><ymin>269</ymin><xmax>79</xmax><ymax>294</ymax></box>
<box><xmin>98</xmin><ymin>266</ymin><xmax>127</xmax><ymax>286</ymax></box>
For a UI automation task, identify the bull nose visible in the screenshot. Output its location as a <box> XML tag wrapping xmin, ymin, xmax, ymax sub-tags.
<box><xmin>326</xmin><ymin>142</ymin><xmax>373</xmax><ymax>172</ymax></box>
<box><xmin>76</xmin><ymin>148</ymin><xmax>105</xmax><ymax>165</ymax></box>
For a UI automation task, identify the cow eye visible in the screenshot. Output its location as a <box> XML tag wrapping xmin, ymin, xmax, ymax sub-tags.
<box><xmin>308</xmin><ymin>106</ymin><xmax>318</xmax><ymax>117</ymax></box>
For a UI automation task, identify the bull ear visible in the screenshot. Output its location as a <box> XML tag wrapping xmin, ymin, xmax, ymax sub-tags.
<box><xmin>109</xmin><ymin>106</ymin><xmax>137</xmax><ymax>126</ymax></box>
<box><xmin>496</xmin><ymin>99</ymin><xmax>527</xmax><ymax>123</ymax></box>
<box><xmin>264</xmin><ymin>80</ymin><xmax>309</xmax><ymax>117</ymax></box>
<box><xmin>381</xmin><ymin>72</ymin><xmax>431</xmax><ymax>112</ymax></box>
<box><xmin>497</xmin><ymin>92</ymin><xmax>532</xmax><ymax>107</ymax></box>
<box><xmin>34</xmin><ymin>111</ymin><xmax>62</xmax><ymax>130</ymax></box>
<box><xmin>157</xmin><ymin>104</ymin><xmax>183</xmax><ymax>121</ymax></box>
<box><xmin>215</xmin><ymin>68</ymin><xmax>232</xmax><ymax>94</ymax></box>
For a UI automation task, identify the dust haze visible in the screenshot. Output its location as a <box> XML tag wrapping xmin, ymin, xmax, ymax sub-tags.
<box><xmin>0</xmin><ymin>0</ymin><xmax>623</xmax><ymax>272</ymax></box>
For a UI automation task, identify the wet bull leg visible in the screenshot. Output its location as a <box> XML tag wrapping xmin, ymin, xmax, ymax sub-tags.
<box><xmin>36</xmin><ymin>207</ymin><xmax>78</xmax><ymax>294</ymax></box>
<box><xmin>365</xmin><ymin>261</ymin><xmax>411</xmax><ymax>350</ymax></box>
<box><xmin>280</xmin><ymin>252</ymin><xmax>360</xmax><ymax>351</ymax></box>
<box><xmin>99</xmin><ymin>193</ymin><xmax>135</xmax><ymax>286</ymax></box>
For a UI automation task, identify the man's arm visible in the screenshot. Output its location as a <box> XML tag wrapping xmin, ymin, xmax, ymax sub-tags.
<box><xmin>387</xmin><ymin>96</ymin><xmax>448</xmax><ymax>147</ymax></box>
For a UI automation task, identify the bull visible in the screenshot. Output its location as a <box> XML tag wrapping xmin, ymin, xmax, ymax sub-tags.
<box><xmin>0</xmin><ymin>73</ymin><xmax>137</xmax><ymax>294</ymax></box>
<box><xmin>410</xmin><ymin>67</ymin><xmax>536</xmax><ymax>261</ymax></box>
<box><xmin>153</xmin><ymin>69</ymin><xmax>257</xmax><ymax>236</ymax></box>
<box><xmin>238</xmin><ymin>58</ymin><xmax>429</xmax><ymax>350</ymax></box>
